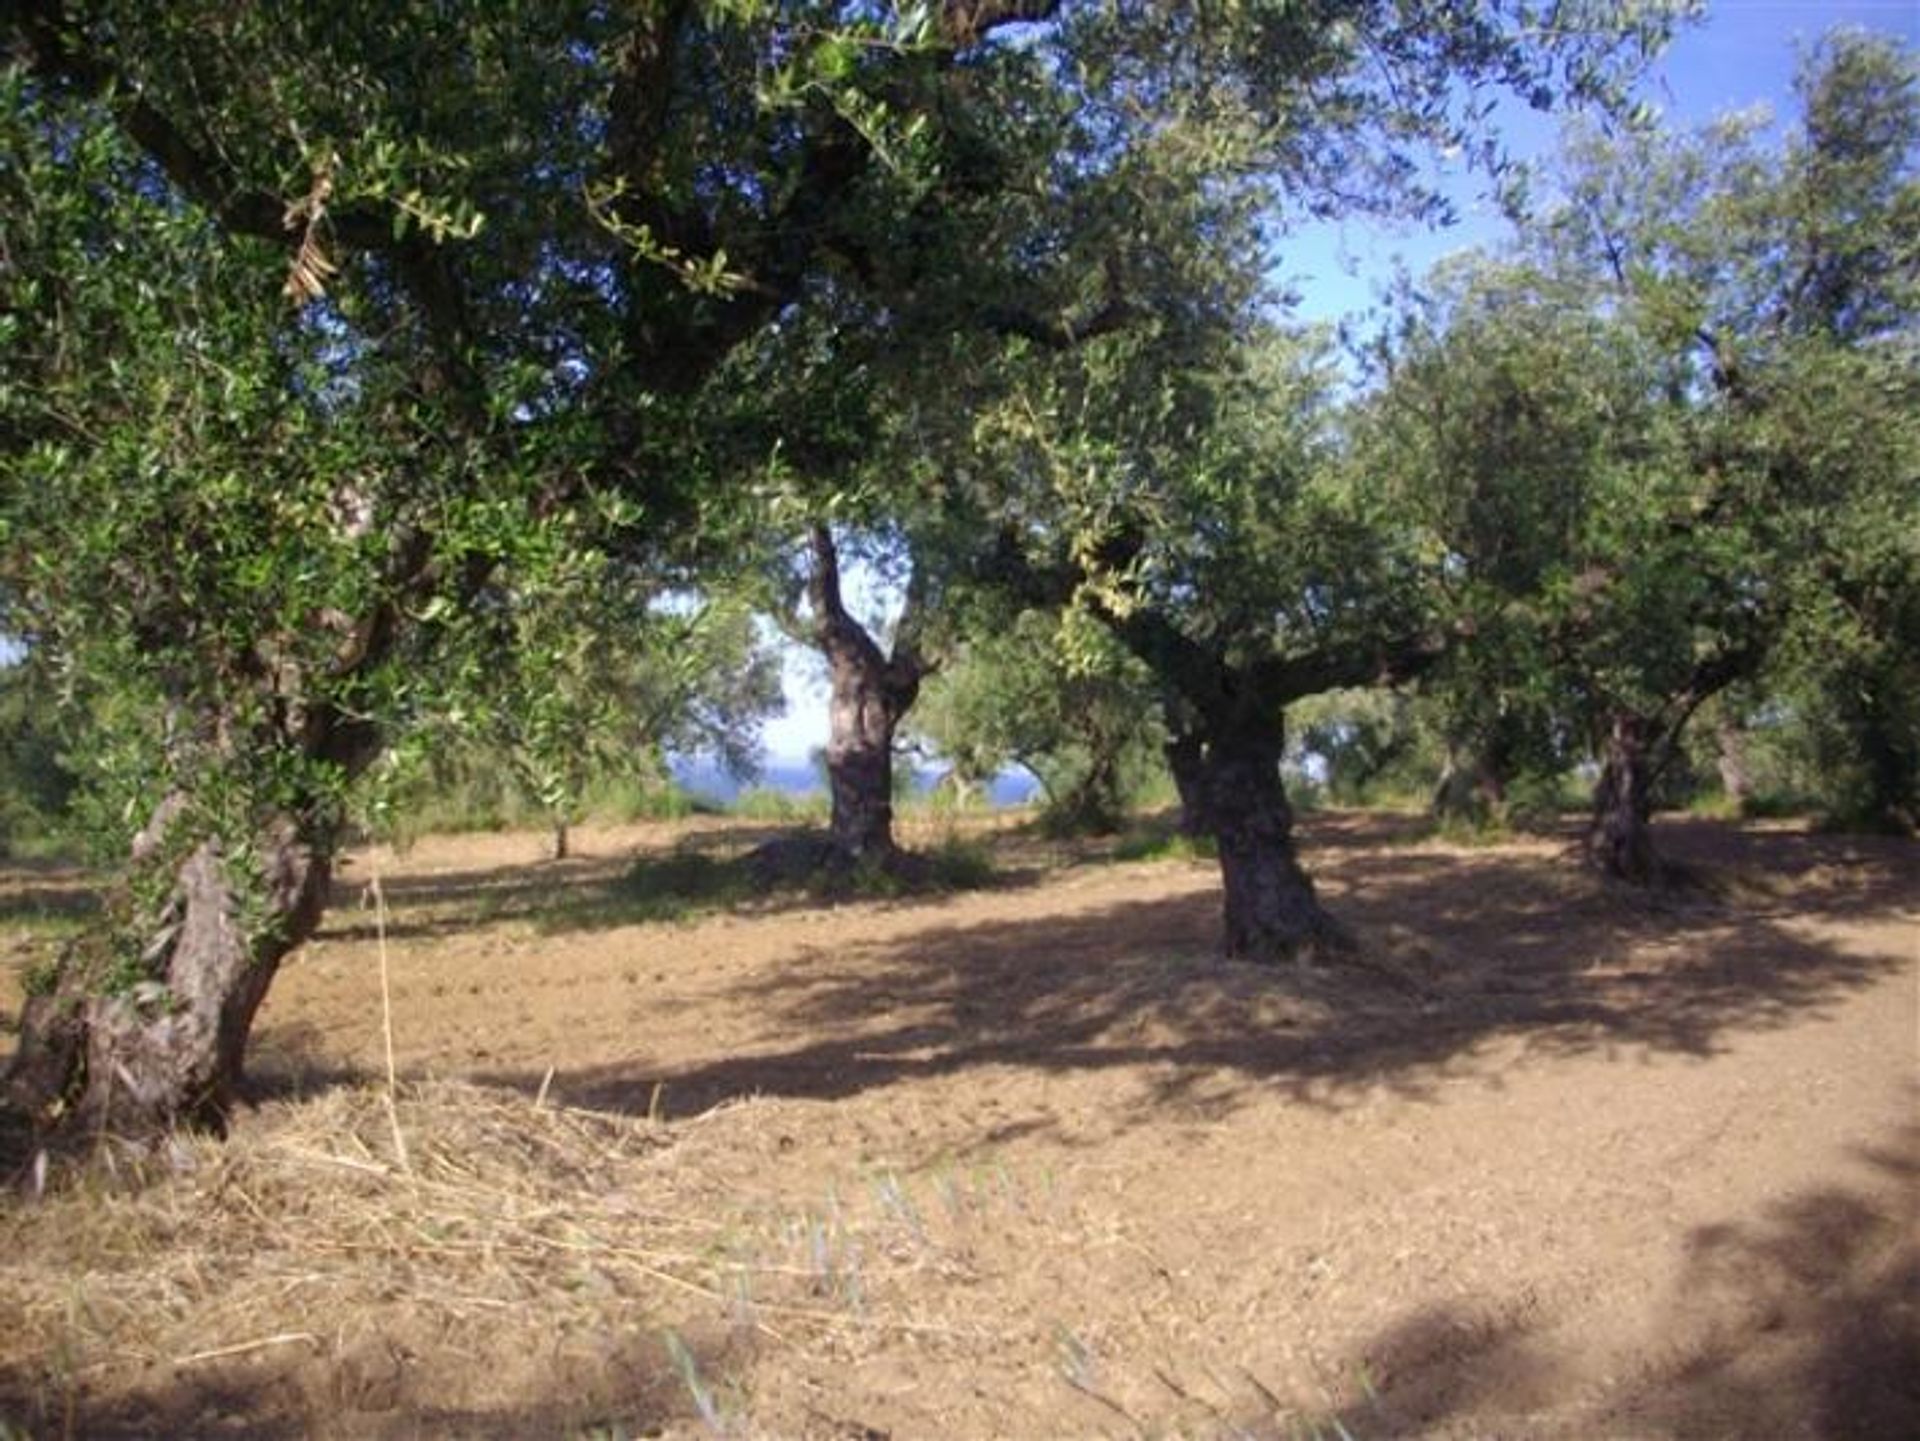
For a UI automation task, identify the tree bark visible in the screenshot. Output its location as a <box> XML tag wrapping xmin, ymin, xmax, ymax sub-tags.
<box><xmin>1067</xmin><ymin>746</ymin><xmax>1126</xmax><ymax>834</ymax></box>
<box><xmin>1587</xmin><ymin>713</ymin><xmax>1660</xmax><ymax>882</ymax></box>
<box><xmin>824</xmin><ymin>648</ymin><xmax>907</xmax><ymax>861</ymax></box>
<box><xmin>1185</xmin><ymin>727</ymin><xmax>1346</xmax><ymax>962</ymax></box>
<box><xmin>806</xmin><ymin>525</ymin><xmax>927</xmax><ymax>867</ymax></box>
<box><xmin>1431</xmin><ymin>739</ymin><xmax>1508</xmax><ymax>824</ymax></box>
<box><xmin>1164</xmin><ymin>732</ymin><xmax>1208</xmax><ymax>837</ymax></box>
<box><xmin>6</xmin><ymin>804</ymin><xmax>332</xmax><ymax>1140</ymax></box>
<box><xmin>1714</xmin><ymin>710</ymin><xmax>1751</xmax><ymax>813</ymax></box>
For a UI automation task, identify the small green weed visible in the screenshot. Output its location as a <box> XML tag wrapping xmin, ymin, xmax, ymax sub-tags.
<box><xmin>662</xmin><ymin>1329</ymin><xmax>739</xmax><ymax>1437</ymax></box>
<box><xmin>611</xmin><ymin>850</ymin><xmax>752</xmax><ymax>922</ymax></box>
<box><xmin>1110</xmin><ymin>826</ymin><xmax>1216</xmax><ymax>863</ymax></box>
<box><xmin>1424</xmin><ymin>815</ymin><xmax>1516</xmax><ymax>848</ymax></box>
<box><xmin>914</xmin><ymin>835</ymin><xmax>996</xmax><ymax>891</ymax></box>
<box><xmin>729</xmin><ymin>787</ymin><xmax>828</xmax><ymax>824</ymax></box>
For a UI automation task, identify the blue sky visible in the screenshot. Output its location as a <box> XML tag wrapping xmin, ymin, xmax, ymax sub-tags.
<box><xmin>758</xmin><ymin>0</ymin><xmax>1920</xmax><ymax>764</ymax></box>
<box><xmin>1283</xmin><ymin>0</ymin><xmax>1920</xmax><ymax>328</ymax></box>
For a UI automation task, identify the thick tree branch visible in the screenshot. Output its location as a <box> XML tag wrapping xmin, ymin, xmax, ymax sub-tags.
<box><xmin>805</xmin><ymin>523</ymin><xmax>886</xmax><ymax>670</ymax></box>
<box><xmin>609</xmin><ymin>2</ymin><xmax>1077</xmax><ymax>393</ymax></box>
<box><xmin>16</xmin><ymin>0</ymin><xmax>490</xmax><ymax>419</ymax></box>
<box><xmin>1099</xmin><ymin>604</ymin><xmax>1236</xmax><ymax>722</ymax></box>
<box><xmin>802</xmin><ymin>524</ymin><xmax>933</xmax><ymax>706</ymax></box>
<box><xmin>938</xmin><ymin>1</ymin><xmax>1062</xmax><ymax>48</ymax></box>
<box><xmin>1643</xmin><ymin>631</ymin><xmax>1771</xmax><ymax>794</ymax></box>
<box><xmin>14</xmin><ymin>0</ymin><xmax>391</xmax><ymax>253</ymax></box>
<box><xmin>1262</xmin><ymin>628</ymin><xmax>1450</xmax><ymax>707</ymax></box>
<box><xmin>882</xmin><ymin>550</ymin><xmax>947</xmax><ymax>696</ymax></box>
<box><xmin>606</xmin><ymin>0</ymin><xmax>709</xmax><ymax>260</ymax></box>
<box><xmin>979</xmin><ymin>262</ymin><xmax>1137</xmax><ymax>349</ymax></box>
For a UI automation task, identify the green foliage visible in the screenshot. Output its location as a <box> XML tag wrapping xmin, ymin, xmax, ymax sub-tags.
<box><xmin>1286</xmin><ymin>689</ymin><xmax>1444</xmax><ymax>808</ymax></box>
<box><xmin>975</xmin><ymin>310</ymin><xmax>1444</xmax><ymax>738</ymax></box>
<box><xmin>1110</xmin><ymin>827</ymin><xmax>1218</xmax><ymax>865</ymax></box>
<box><xmin>1365</xmin><ymin>31</ymin><xmax>1919</xmax><ymax>838</ymax></box>
<box><xmin>0</xmin><ymin>657</ymin><xmax>77</xmax><ymax>858</ymax></box>
<box><xmin>371</xmin><ymin>579</ymin><xmax>784</xmax><ymax>848</ymax></box>
<box><xmin>1373</xmin><ymin>255</ymin><xmax>1721</xmax><ymax>721</ymax></box>
<box><xmin>0</xmin><ymin>0</ymin><xmax>1724</xmax><ymax>1126</ymax></box>
<box><xmin>0</xmin><ymin>69</ymin><xmax>591</xmax><ymax>980</ymax></box>
<box><xmin>911</xmin><ymin>609</ymin><xmax>1162</xmax><ymax>835</ymax></box>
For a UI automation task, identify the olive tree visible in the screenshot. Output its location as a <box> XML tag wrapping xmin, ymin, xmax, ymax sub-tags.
<box><xmin>1370</xmin><ymin>31</ymin><xmax>1919</xmax><ymax>877</ymax></box>
<box><xmin>3</xmin><ymin>0</ymin><xmax>1692</xmax><ymax>1133</ymax></box>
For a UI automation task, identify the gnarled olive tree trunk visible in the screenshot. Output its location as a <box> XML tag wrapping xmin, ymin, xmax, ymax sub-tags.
<box><xmin>824</xmin><ymin>642</ymin><xmax>917</xmax><ymax>862</ymax></box>
<box><xmin>807</xmin><ymin>524</ymin><xmax>927</xmax><ymax>867</ymax></box>
<box><xmin>1586</xmin><ymin>712</ymin><xmax>1659</xmax><ymax>883</ymax></box>
<box><xmin>3</xmin><ymin>677</ymin><xmax>392</xmax><ymax>1144</ymax></box>
<box><xmin>1176</xmin><ymin>723</ymin><xmax>1347</xmax><ymax>962</ymax></box>
<box><xmin>6</xmin><ymin>799</ymin><xmax>335</xmax><ymax>1139</ymax></box>
<box><xmin>1431</xmin><ymin>735</ymin><xmax>1510</xmax><ymax>824</ymax></box>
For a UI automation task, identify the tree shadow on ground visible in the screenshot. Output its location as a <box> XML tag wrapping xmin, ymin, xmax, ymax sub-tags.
<box><xmin>1315</xmin><ymin>1109</ymin><xmax>1920</xmax><ymax>1440</ymax></box>
<box><xmin>482</xmin><ymin>824</ymin><xmax>1914</xmax><ymax>1136</ymax></box>
<box><xmin>317</xmin><ymin>830</ymin><xmax>1040</xmax><ymax>945</ymax></box>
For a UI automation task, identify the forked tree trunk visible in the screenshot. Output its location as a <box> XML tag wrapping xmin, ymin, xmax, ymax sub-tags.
<box><xmin>1587</xmin><ymin>713</ymin><xmax>1659</xmax><ymax>883</ymax></box>
<box><xmin>806</xmin><ymin>524</ymin><xmax>926</xmax><ymax>868</ymax></box>
<box><xmin>1187</xmin><ymin>727</ymin><xmax>1346</xmax><ymax>962</ymax></box>
<box><xmin>6</xmin><ymin>803</ymin><xmax>332</xmax><ymax>1139</ymax></box>
<box><xmin>824</xmin><ymin>644</ymin><xmax>913</xmax><ymax>862</ymax></box>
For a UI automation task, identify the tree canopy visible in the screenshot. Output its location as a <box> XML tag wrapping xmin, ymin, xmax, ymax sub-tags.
<box><xmin>8</xmin><ymin>0</ymin><xmax>1775</xmax><ymax>1138</ymax></box>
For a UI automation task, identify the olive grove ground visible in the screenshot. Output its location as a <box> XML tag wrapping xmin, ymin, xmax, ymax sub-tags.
<box><xmin>1</xmin><ymin>812</ymin><xmax>1914</xmax><ymax>1437</ymax></box>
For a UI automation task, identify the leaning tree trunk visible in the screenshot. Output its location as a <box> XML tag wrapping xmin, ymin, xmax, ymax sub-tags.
<box><xmin>1587</xmin><ymin>713</ymin><xmax>1659</xmax><ymax>883</ymax></box>
<box><xmin>5</xmin><ymin>800</ymin><xmax>333</xmax><ymax>1140</ymax></box>
<box><xmin>1188</xmin><ymin>727</ymin><xmax>1347</xmax><ymax>962</ymax></box>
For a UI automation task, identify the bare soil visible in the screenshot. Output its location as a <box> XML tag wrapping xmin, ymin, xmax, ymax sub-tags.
<box><xmin>2</xmin><ymin>812</ymin><xmax>1915</xmax><ymax>1439</ymax></box>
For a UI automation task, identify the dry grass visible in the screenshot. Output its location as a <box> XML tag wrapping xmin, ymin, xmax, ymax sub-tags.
<box><xmin>0</xmin><ymin>1081</ymin><xmax>1047</xmax><ymax>1438</ymax></box>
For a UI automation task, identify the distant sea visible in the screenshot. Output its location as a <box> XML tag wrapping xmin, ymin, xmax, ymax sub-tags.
<box><xmin>669</xmin><ymin>756</ymin><xmax>1040</xmax><ymax>808</ymax></box>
